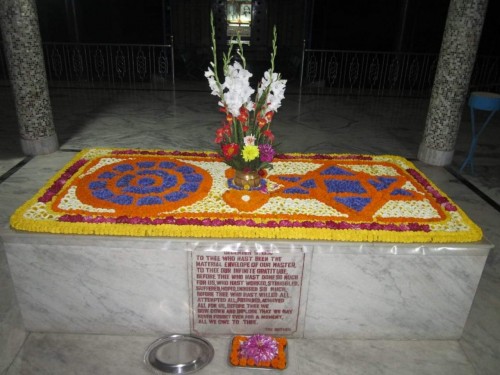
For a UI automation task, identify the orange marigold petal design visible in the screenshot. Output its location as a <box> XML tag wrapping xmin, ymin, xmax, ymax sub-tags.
<box><xmin>222</xmin><ymin>190</ymin><xmax>270</xmax><ymax>212</ymax></box>
<box><xmin>9</xmin><ymin>149</ymin><xmax>482</xmax><ymax>243</ymax></box>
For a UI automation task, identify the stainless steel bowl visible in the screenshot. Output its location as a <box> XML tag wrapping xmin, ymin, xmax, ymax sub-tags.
<box><xmin>144</xmin><ymin>334</ymin><xmax>214</xmax><ymax>374</ymax></box>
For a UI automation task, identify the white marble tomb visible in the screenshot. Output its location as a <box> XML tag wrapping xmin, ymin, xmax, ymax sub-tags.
<box><xmin>1</xmin><ymin>229</ymin><xmax>491</xmax><ymax>340</ymax></box>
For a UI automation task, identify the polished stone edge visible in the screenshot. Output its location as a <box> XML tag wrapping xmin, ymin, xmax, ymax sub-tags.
<box><xmin>7</xmin><ymin>333</ymin><xmax>476</xmax><ymax>375</ymax></box>
<box><xmin>418</xmin><ymin>142</ymin><xmax>455</xmax><ymax>166</ymax></box>
<box><xmin>0</xmin><ymin>228</ymin><xmax>493</xmax><ymax>256</ymax></box>
<box><xmin>0</xmin><ymin>239</ymin><xmax>27</xmax><ymax>374</ymax></box>
<box><xmin>20</xmin><ymin>134</ymin><xmax>58</xmax><ymax>156</ymax></box>
<box><xmin>0</xmin><ymin>307</ymin><xmax>27</xmax><ymax>374</ymax></box>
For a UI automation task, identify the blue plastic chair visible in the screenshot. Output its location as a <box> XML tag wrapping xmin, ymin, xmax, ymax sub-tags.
<box><xmin>460</xmin><ymin>91</ymin><xmax>500</xmax><ymax>173</ymax></box>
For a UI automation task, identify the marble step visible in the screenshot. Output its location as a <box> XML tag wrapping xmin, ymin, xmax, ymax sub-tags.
<box><xmin>5</xmin><ymin>333</ymin><xmax>476</xmax><ymax>375</ymax></box>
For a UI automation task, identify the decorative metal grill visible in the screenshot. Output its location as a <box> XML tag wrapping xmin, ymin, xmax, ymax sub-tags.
<box><xmin>0</xmin><ymin>40</ymin><xmax>498</xmax><ymax>96</ymax></box>
<box><xmin>41</xmin><ymin>37</ymin><xmax>175</xmax><ymax>89</ymax></box>
<box><xmin>300</xmin><ymin>48</ymin><xmax>438</xmax><ymax>96</ymax></box>
<box><xmin>299</xmin><ymin>47</ymin><xmax>500</xmax><ymax>97</ymax></box>
<box><xmin>368</xmin><ymin>57</ymin><xmax>379</xmax><ymax>87</ymax></box>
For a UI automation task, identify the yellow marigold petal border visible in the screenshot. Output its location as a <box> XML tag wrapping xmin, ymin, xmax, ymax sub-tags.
<box><xmin>9</xmin><ymin>148</ymin><xmax>483</xmax><ymax>243</ymax></box>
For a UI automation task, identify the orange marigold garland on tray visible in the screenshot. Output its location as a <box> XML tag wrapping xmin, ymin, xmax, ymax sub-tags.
<box><xmin>230</xmin><ymin>334</ymin><xmax>287</xmax><ymax>369</ymax></box>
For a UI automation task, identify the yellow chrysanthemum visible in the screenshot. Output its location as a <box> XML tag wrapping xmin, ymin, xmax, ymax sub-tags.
<box><xmin>242</xmin><ymin>145</ymin><xmax>259</xmax><ymax>162</ymax></box>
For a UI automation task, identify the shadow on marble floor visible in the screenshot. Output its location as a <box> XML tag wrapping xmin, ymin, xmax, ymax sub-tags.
<box><xmin>0</xmin><ymin>84</ymin><xmax>500</xmax><ymax>374</ymax></box>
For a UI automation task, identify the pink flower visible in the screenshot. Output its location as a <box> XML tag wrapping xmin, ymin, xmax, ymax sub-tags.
<box><xmin>239</xmin><ymin>335</ymin><xmax>278</xmax><ymax>363</ymax></box>
<box><xmin>258</xmin><ymin>144</ymin><xmax>275</xmax><ymax>162</ymax></box>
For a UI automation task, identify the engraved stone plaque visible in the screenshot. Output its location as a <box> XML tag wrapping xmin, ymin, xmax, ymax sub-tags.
<box><xmin>190</xmin><ymin>245</ymin><xmax>308</xmax><ymax>337</ymax></box>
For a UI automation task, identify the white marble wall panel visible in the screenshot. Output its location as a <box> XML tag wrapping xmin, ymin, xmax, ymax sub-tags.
<box><xmin>0</xmin><ymin>241</ymin><xmax>27</xmax><ymax>373</ymax></box>
<box><xmin>2</xmin><ymin>231</ymin><xmax>490</xmax><ymax>339</ymax></box>
<box><xmin>5</xmin><ymin>237</ymin><xmax>191</xmax><ymax>335</ymax></box>
<box><xmin>459</xmin><ymin>265</ymin><xmax>500</xmax><ymax>375</ymax></box>
<box><xmin>305</xmin><ymin>251</ymin><xmax>487</xmax><ymax>339</ymax></box>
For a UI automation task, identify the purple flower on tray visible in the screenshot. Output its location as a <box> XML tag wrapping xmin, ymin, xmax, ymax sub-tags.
<box><xmin>239</xmin><ymin>334</ymin><xmax>278</xmax><ymax>364</ymax></box>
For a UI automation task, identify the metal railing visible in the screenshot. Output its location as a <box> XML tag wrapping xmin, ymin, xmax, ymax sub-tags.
<box><xmin>299</xmin><ymin>47</ymin><xmax>438</xmax><ymax>97</ymax></box>
<box><xmin>299</xmin><ymin>43</ymin><xmax>500</xmax><ymax>97</ymax></box>
<box><xmin>44</xmin><ymin>37</ymin><xmax>175</xmax><ymax>89</ymax></box>
<box><xmin>0</xmin><ymin>37</ymin><xmax>175</xmax><ymax>90</ymax></box>
<box><xmin>1</xmin><ymin>38</ymin><xmax>499</xmax><ymax>96</ymax></box>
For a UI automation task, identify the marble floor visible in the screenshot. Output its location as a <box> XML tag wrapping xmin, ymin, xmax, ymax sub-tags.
<box><xmin>1</xmin><ymin>82</ymin><xmax>500</xmax><ymax>374</ymax></box>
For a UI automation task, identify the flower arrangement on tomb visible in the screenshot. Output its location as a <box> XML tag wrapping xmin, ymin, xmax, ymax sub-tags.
<box><xmin>229</xmin><ymin>334</ymin><xmax>287</xmax><ymax>369</ymax></box>
<box><xmin>205</xmin><ymin>13</ymin><xmax>287</xmax><ymax>184</ymax></box>
<box><xmin>9</xmin><ymin>147</ymin><xmax>483</xmax><ymax>243</ymax></box>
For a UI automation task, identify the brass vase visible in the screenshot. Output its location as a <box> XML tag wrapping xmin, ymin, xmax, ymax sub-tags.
<box><xmin>233</xmin><ymin>169</ymin><xmax>261</xmax><ymax>189</ymax></box>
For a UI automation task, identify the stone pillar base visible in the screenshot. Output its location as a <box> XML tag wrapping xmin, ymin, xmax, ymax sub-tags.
<box><xmin>20</xmin><ymin>134</ymin><xmax>59</xmax><ymax>156</ymax></box>
<box><xmin>417</xmin><ymin>142</ymin><xmax>454</xmax><ymax>167</ymax></box>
